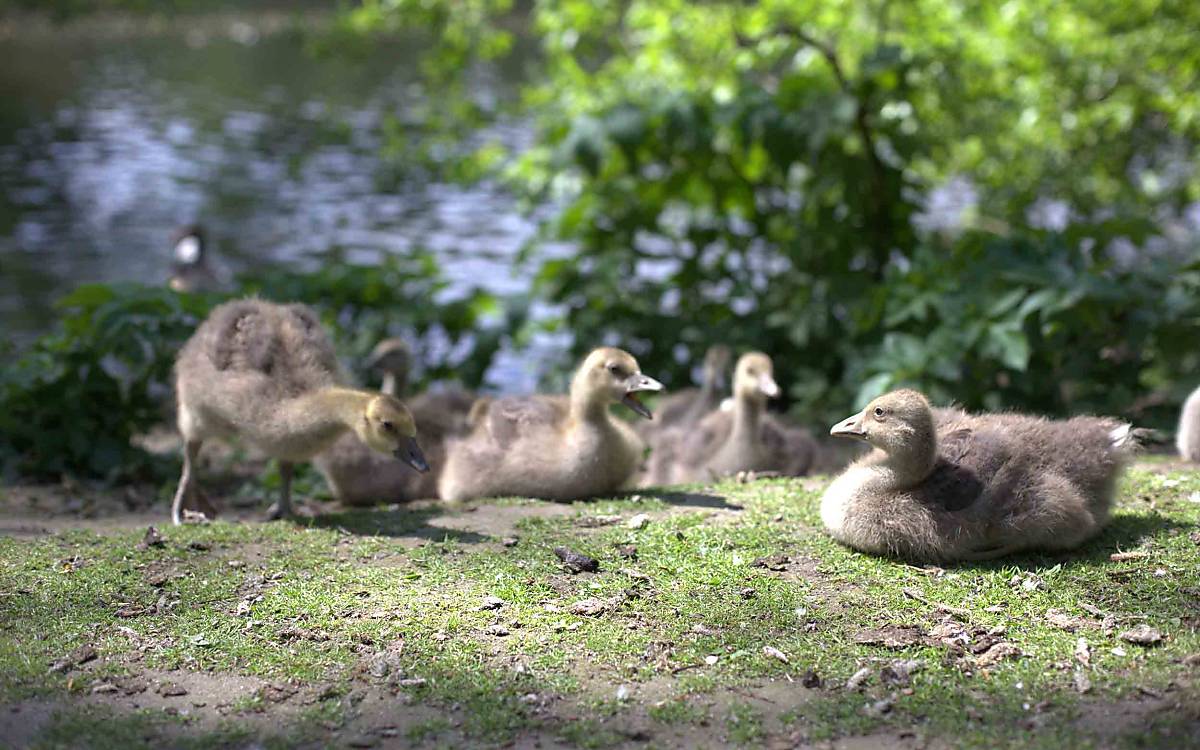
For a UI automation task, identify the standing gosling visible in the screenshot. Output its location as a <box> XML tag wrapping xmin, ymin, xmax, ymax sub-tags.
<box><xmin>1177</xmin><ymin>385</ymin><xmax>1200</xmax><ymax>462</ymax></box>
<box><xmin>438</xmin><ymin>347</ymin><xmax>662</xmax><ymax>502</ymax></box>
<box><xmin>820</xmin><ymin>390</ymin><xmax>1136</xmax><ymax>562</ymax></box>
<box><xmin>172</xmin><ymin>299</ymin><xmax>428</xmax><ymax>524</ymax></box>
<box><xmin>650</xmin><ymin>352</ymin><xmax>815</xmax><ymax>484</ymax></box>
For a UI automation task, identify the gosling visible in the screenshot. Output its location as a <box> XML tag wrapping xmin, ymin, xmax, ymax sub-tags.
<box><xmin>650</xmin><ymin>352</ymin><xmax>815</xmax><ymax>484</ymax></box>
<box><xmin>438</xmin><ymin>347</ymin><xmax>661</xmax><ymax>502</ymax></box>
<box><xmin>171</xmin><ymin>299</ymin><xmax>428</xmax><ymax>524</ymax></box>
<box><xmin>649</xmin><ymin>345</ymin><xmax>732</xmax><ymax>432</ymax></box>
<box><xmin>820</xmin><ymin>389</ymin><xmax>1137</xmax><ymax>562</ymax></box>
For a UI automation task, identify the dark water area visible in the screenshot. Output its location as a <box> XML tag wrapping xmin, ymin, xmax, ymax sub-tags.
<box><xmin>0</xmin><ymin>11</ymin><xmax>564</xmax><ymax>390</ymax></box>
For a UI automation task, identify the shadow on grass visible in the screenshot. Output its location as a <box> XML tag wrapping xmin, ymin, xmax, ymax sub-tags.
<box><xmin>628</xmin><ymin>487</ymin><xmax>741</xmax><ymax>510</ymax></box>
<box><xmin>957</xmin><ymin>510</ymin><xmax>1195</xmax><ymax>574</ymax></box>
<box><xmin>301</xmin><ymin>505</ymin><xmax>490</xmax><ymax>544</ymax></box>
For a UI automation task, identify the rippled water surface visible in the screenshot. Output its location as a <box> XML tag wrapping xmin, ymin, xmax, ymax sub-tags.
<box><xmin>0</xmin><ymin>12</ymin><xmax>559</xmax><ymax>388</ymax></box>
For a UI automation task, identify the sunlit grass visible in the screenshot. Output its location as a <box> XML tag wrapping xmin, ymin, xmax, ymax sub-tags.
<box><xmin>1</xmin><ymin>467</ymin><xmax>1197</xmax><ymax>748</ymax></box>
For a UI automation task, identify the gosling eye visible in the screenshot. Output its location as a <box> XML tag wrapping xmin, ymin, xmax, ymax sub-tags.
<box><xmin>607</xmin><ymin>363</ymin><xmax>626</xmax><ymax>377</ymax></box>
<box><xmin>381</xmin><ymin>420</ymin><xmax>397</xmax><ymax>434</ymax></box>
<box><xmin>873</xmin><ymin>407</ymin><xmax>885</xmax><ymax>419</ymax></box>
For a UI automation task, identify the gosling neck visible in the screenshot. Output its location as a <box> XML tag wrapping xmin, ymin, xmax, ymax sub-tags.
<box><xmin>699</xmin><ymin>364</ymin><xmax>721</xmax><ymax>399</ymax></box>
<box><xmin>379</xmin><ymin>372</ymin><xmax>403</xmax><ymax>397</ymax></box>
<box><xmin>876</xmin><ymin>436</ymin><xmax>938</xmax><ymax>489</ymax></box>
<box><xmin>279</xmin><ymin>387</ymin><xmax>374</xmax><ymax>445</ymax></box>
<box><xmin>729</xmin><ymin>390</ymin><xmax>765</xmax><ymax>444</ymax></box>
<box><xmin>567</xmin><ymin>374</ymin><xmax>614</xmax><ymax>425</ymax></box>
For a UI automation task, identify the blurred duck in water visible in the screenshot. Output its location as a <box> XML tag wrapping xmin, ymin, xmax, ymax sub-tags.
<box><xmin>171</xmin><ymin>300</ymin><xmax>429</xmax><ymax>524</ymax></box>
<box><xmin>314</xmin><ymin>338</ymin><xmax>477</xmax><ymax>504</ymax></box>
<box><xmin>820</xmin><ymin>389</ymin><xmax>1139</xmax><ymax>562</ymax></box>
<box><xmin>439</xmin><ymin>347</ymin><xmax>661</xmax><ymax>502</ymax></box>
<box><xmin>168</xmin><ymin>225</ymin><xmax>221</xmax><ymax>293</ymax></box>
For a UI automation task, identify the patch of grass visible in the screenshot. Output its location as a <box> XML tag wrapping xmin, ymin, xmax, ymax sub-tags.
<box><xmin>725</xmin><ymin>702</ymin><xmax>765</xmax><ymax>744</ymax></box>
<box><xmin>1</xmin><ymin>467</ymin><xmax>1197</xmax><ymax>748</ymax></box>
<box><xmin>30</xmin><ymin>704</ymin><xmax>259</xmax><ymax>750</ymax></box>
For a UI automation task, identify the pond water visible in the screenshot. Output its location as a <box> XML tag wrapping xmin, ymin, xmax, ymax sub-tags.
<box><xmin>0</xmin><ymin>10</ymin><xmax>563</xmax><ymax>390</ymax></box>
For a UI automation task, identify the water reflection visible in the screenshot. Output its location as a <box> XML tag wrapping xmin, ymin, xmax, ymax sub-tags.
<box><xmin>0</xmin><ymin>12</ymin><xmax>562</xmax><ymax>391</ymax></box>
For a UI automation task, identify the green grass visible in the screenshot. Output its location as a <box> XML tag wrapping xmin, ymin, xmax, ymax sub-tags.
<box><xmin>1</xmin><ymin>467</ymin><xmax>1197</xmax><ymax>748</ymax></box>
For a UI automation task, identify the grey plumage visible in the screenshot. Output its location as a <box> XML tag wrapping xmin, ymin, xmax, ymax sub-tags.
<box><xmin>821</xmin><ymin>390</ymin><xmax>1136</xmax><ymax>563</ymax></box>
<box><xmin>645</xmin><ymin>352</ymin><xmax>816</xmax><ymax>484</ymax></box>
<box><xmin>642</xmin><ymin>345</ymin><xmax>732</xmax><ymax>435</ymax></box>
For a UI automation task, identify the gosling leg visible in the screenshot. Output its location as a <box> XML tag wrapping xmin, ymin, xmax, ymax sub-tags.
<box><xmin>171</xmin><ymin>440</ymin><xmax>205</xmax><ymax>526</ymax></box>
<box><xmin>264</xmin><ymin>461</ymin><xmax>294</xmax><ymax>521</ymax></box>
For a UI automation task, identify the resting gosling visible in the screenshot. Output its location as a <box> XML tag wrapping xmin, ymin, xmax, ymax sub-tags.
<box><xmin>649</xmin><ymin>345</ymin><xmax>732</xmax><ymax>432</ymax></box>
<box><xmin>168</xmin><ymin>225</ymin><xmax>221</xmax><ymax>293</ymax></box>
<box><xmin>314</xmin><ymin>338</ymin><xmax>475</xmax><ymax>504</ymax></box>
<box><xmin>652</xmin><ymin>352</ymin><xmax>815</xmax><ymax>484</ymax></box>
<box><xmin>820</xmin><ymin>389</ymin><xmax>1136</xmax><ymax>562</ymax></box>
<box><xmin>438</xmin><ymin>347</ymin><xmax>661</xmax><ymax>502</ymax></box>
<box><xmin>172</xmin><ymin>299</ymin><xmax>429</xmax><ymax>524</ymax></box>
<box><xmin>1177</xmin><ymin>384</ymin><xmax>1200</xmax><ymax>462</ymax></box>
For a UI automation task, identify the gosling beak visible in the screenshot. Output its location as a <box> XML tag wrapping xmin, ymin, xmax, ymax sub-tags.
<box><xmin>830</xmin><ymin>411</ymin><xmax>867</xmax><ymax>440</ymax></box>
<box><xmin>394</xmin><ymin>436</ymin><xmax>430</xmax><ymax>473</ymax></box>
<box><xmin>759</xmin><ymin>373</ymin><xmax>781</xmax><ymax>399</ymax></box>
<box><xmin>621</xmin><ymin>373</ymin><xmax>663</xmax><ymax>420</ymax></box>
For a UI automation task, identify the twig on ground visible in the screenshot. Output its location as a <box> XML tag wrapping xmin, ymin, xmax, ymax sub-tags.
<box><xmin>903</xmin><ymin>587</ymin><xmax>972</xmax><ymax>620</ymax></box>
<box><xmin>670</xmin><ymin>663</ymin><xmax>704</xmax><ymax>675</ymax></box>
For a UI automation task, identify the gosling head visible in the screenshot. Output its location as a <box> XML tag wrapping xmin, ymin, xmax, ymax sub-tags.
<box><xmin>702</xmin><ymin>345</ymin><xmax>733</xmax><ymax>391</ymax></box>
<box><xmin>575</xmin><ymin>347</ymin><xmax>663</xmax><ymax>419</ymax></box>
<box><xmin>830</xmin><ymin>389</ymin><xmax>935</xmax><ymax>456</ymax></box>
<box><xmin>357</xmin><ymin>394</ymin><xmax>429</xmax><ymax>473</ymax></box>
<box><xmin>366</xmin><ymin>338</ymin><xmax>411</xmax><ymax>380</ymax></box>
<box><xmin>733</xmin><ymin>352</ymin><xmax>781</xmax><ymax>402</ymax></box>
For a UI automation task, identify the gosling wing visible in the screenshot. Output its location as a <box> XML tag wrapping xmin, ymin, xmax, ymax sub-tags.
<box><xmin>485</xmin><ymin>395</ymin><xmax>569</xmax><ymax>445</ymax></box>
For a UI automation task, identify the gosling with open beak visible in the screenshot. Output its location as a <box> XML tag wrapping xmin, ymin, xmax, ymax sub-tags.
<box><xmin>621</xmin><ymin>373</ymin><xmax>663</xmax><ymax>420</ymax></box>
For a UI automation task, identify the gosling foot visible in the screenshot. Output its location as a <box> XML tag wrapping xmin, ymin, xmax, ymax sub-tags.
<box><xmin>180</xmin><ymin>509</ymin><xmax>212</xmax><ymax>524</ymax></box>
<box><xmin>262</xmin><ymin>502</ymin><xmax>293</xmax><ymax>522</ymax></box>
<box><xmin>173</xmin><ymin>489</ymin><xmax>218</xmax><ymax>525</ymax></box>
<box><xmin>193</xmin><ymin>489</ymin><xmax>221</xmax><ymax>520</ymax></box>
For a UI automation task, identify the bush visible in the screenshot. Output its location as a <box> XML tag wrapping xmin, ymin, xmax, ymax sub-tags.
<box><xmin>0</xmin><ymin>285</ymin><xmax>209</xmax><ymax>480</ymax></box>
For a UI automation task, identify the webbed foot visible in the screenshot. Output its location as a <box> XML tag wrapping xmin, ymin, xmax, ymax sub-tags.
<box><xmin>262</xmin><ymin>502</ymin><xmax>293</xmax><ymax>522</ymax></box>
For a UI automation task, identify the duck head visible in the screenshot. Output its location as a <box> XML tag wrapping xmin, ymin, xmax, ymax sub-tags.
<box><xmin>357</xmin><ymin>394</ymin><xmax>429</xmax><ymax>472</ymax></box>
<box><xmin>574</xmin><ymin>347</ymin><xmax>663</xmax><ymax>419</ymax></box>
<box><xmin>732</xmin><ymin>352</ymin><xmax>781</xmax><ymax>403</ymax></box>
<box><xmin>830</xmin><ymin>389</ymin><xmax>935</xmax><ymax>457</ymax></box>
<box><xmin>171</xmin><ymin>225</ymin><xmax>206</xmax><ymax>267</ymax></box>
<box><xmin>702</xmin><ymin>344</ymin><xmax>733</xmax><ymax>391</ymax></box>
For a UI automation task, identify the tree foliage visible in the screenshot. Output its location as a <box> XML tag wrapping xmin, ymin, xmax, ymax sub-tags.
<box><xmin>351</xmin><ymin>0</ymin><xmax>1200</xmax><ymax>425</ymax></box>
